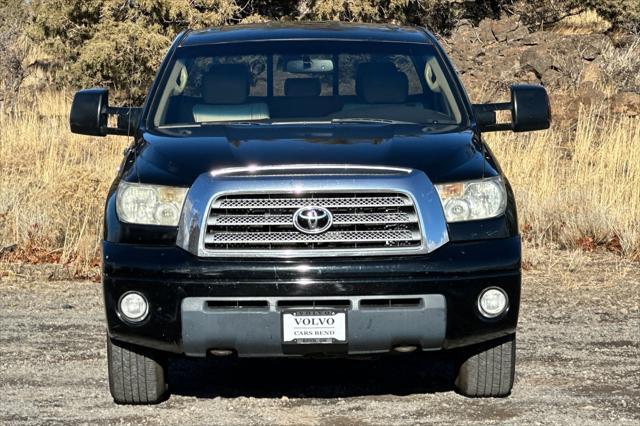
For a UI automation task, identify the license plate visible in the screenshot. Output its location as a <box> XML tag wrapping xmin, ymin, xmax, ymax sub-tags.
<box><xmin>282</xmin><ymin>309</ymin><xmax>347</xmax><ymax>344</ymax></box>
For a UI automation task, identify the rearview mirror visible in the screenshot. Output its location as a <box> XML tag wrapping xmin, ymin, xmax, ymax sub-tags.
<box><xmin>474</xmin><ymin>84</ymin><xmax>551</xmax><ymax>133</ymax></box>
<box><xmin>69</xmin><ymin>88</ymin><xmax>141</xmax><ymax>136</ymax></box>
<box><xmin>286</xmin><ymin>57</ymin><xmax>334</xmax><ymax>73</ymax></box>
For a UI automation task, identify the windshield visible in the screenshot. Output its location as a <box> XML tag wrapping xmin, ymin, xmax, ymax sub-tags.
<box><xmin>150</xmin><ymin>41</ymin><xmax>465</xmax><ymax>128</ymax></box>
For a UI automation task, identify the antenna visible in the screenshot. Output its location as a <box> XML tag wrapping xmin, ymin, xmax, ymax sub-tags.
<box><xmin>126</xmin><ymin>0</ymin><xmax>141</xmax><ymax>183</ymax></box>
<box><xmin>127</xmin><ymin>0</ymin><xmax>135</xmax><ymax>137</ymax></box>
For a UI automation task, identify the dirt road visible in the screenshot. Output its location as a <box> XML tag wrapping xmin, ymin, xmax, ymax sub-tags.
<box><xmin>1</xmin><ymin>249</ymin><xmax>639</xmax><ymax>425</ymax></box>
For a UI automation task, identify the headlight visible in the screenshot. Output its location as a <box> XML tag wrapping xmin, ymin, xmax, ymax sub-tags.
<box><xmin>435</xmin><ymin>176</ymin><xmax>507</xmax><ymax>222</ymax></box>
<box><xmin>116</xmin><ymin>182</ymin><xmax>188</xmax><ymax>226</ymax></box>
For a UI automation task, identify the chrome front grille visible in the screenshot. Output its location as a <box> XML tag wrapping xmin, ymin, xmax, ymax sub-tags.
<box><xmin>205</xmin><ymin>192</ymin><xmax>422</xmax><ymax>253</ymax></box>
<box><xmin>176</xmin><ymin>165</ymin><xmax>450</xmax><ymax>258</ymax></box>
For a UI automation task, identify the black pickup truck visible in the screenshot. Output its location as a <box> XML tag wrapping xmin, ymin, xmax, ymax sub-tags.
<box><xmin>70</xmin><ymin>22</ymin><xmax>550</xmax><ymax>404</ymax></box>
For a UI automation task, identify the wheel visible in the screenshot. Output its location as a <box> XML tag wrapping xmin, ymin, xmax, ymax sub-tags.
<box><xmin>454</xmin><ymin>333</ymin><xmax>516</xmax><ymax>397</ymax></box>
<box><xmin>107</xmin><ymin>335</ymin><xmax>168</xmax><ymax>404</ymax></box>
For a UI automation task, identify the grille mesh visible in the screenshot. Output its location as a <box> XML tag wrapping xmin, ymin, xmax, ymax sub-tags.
<box><xmin>205</xmin><ymin>230</ymin><xmax>419</xmax><ymax>244</ymax></box>
<box><xmin>213</xmin><ymin>196</ymin><xmax>412</xmax><ymax>209</ymax></box>
<box><xmin>204</xmin><ymin>192</ymin><xmax>422</xmax><ymax>253</ymax></box>
<box><xmin>208</xmin><ymin>212</ymin><xmax>416</xmax><ymax>226</ymax></box>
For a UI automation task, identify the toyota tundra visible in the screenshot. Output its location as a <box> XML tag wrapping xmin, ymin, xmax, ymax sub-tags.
<box><xmin>69</xmin><ymin>22</ymin><xmax>551</xmax><ymax>404</ymax></box>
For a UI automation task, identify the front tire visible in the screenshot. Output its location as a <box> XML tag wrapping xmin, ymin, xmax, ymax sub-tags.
<box><xmin>107</xmin><ymin>335</ymin><xmax>168</xmax><ymax>404</ymax></box>
<box><xmin>454</xmin><ymin>333</ymin><xmax>516</xmax><ymax>397</ymax></box>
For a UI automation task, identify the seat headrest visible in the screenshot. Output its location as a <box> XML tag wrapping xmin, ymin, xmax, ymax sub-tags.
<box><xmin>356</xmin><ymin>62</ymin><xmax>408</xmax><ymax>104</ymax></box>
<box><xmin>202</xmin><ymin>64</ymin><xmax>250</xmax><ymax>104</ymax></box>
<box><xmin>284</xmin><ymin>78</ymin><xmax>321</xmax><ymax>97</ymax></box>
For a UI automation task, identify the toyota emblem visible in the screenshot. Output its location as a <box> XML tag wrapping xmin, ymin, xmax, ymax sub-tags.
<box><xmin>293</xmin><ymin>206</ymin><xmax>333</xmax><ymax>234</ymax></box>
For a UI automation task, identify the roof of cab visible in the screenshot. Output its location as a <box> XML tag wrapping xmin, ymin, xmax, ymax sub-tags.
<box><xmin>180</xmin><ymin>21</ymin><xmax>434</xmax><ymax>47</ymax></box>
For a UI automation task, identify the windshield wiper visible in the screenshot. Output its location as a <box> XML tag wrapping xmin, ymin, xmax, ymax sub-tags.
<box><xmin>330</xmin><ymin>117</ymin><xmax>420</xmax><ymax>125</ymax></box>
<box><xmin>201</xmin><ymin>121</ymin><xmax>273</xmax><ymax>126</ymax></box>
<box><xmin>157</xmin><ymin>123</ymin><xmax>202</xmax><ymax>129</ymax></box>
<box><xmin>160</xmin><ymin>118</ymin><xmax>424</xmax><ymax>128</ymax></box>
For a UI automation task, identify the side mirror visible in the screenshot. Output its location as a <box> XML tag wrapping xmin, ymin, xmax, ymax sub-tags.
<box><xmin>69</xmin><ymin>88</ymin><xmax>108</xmax><ymax>136</ymax></box>
<box><xmin>474</xmin><ymin>84</ymin><xmax>551</xmax><ymax>133</ymax></box>
<box><xmin>69</xmin><ymin>88</ymin><xmax>141</xmax><ymax>136</ymax></box>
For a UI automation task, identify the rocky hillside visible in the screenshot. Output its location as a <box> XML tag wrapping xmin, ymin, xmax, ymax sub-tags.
<box><xmin>443</xmin><ymin>15</ymin><xmax>640</xmax><ymax>124</ymax></box>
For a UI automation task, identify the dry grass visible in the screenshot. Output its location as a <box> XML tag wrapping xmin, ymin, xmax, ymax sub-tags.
<box><xmin>0</xmin><ymin>92</ymin><xmax>127</xmax><ymax>276</ymax></box>
<box><xmin>0</xmin><ymin>93</ymin><xmax>639</xmax><ymax>276</ymax></box>
<box><xmin>487</xmin><ymin>106</ymin><xmax>640</xmax><ymax>259</ymax></box>
<box><xmin>599</xmin><ymin>39</ymin><xmax>640</xmax><ymax>92</ymax></box>
<box><xmin>553</xmin><ymin>9</ymin><xmax>611</xmax><ymax>35</ymax></box>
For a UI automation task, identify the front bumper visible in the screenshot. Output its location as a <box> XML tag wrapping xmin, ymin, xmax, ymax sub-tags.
<box><xmin>103</xmin><ymin>236</ymin><xmax>521</xmax><ymax>356</ymax></box>
<box><xmin>182</xmin><ymin>294</ymin><xmax>447</xmax><ymax>357</ymax></box>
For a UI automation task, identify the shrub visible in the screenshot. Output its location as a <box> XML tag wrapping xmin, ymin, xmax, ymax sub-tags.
<box><xmin>520</xmin><ymin>0</ymin><xmax>640</xmax><ymax>33</ymax></box>
<box><xmin>600</xmin><ymin>39</ymin><xmax>640</xmax><ymax>92</ymax></box>
<box><xmin>0</xmin><ymin>0</ymin><xmax>29</xmax><ymax>112</ymax></box>
<box><xmin>25</xmin><ymin>0</ymin><xmax>479</xmax><ymax>99</ymax></box>
<box><xmin>28</xmin><ymin>0</ymin><xmax>248</xmax><ymax>102</ymax></box>
<box><xmin>19</xmin><ymin>0</ymin><xmax>640</xmax><ymax>101</ymax></box>
<box><xmin>589</xmin><ymin>0</ymin><xmax>640</xmax><ymax>33</ymax></box>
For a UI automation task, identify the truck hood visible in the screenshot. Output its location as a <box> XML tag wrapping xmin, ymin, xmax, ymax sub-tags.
<box><xmin>128</xmin><ymin>125</ymin><xmax>491</xmax><ymax>186</ymax></box>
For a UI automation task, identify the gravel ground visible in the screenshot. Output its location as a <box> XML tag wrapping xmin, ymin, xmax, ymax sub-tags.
<box><xmin>1</xmin><ymin>249</ymin><xmax>639</xmax><ymax>425</ymax></box>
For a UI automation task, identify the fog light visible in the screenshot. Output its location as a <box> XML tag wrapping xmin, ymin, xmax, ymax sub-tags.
<box><xmin>118</xmin><ymin>292</ymin><xmax>149</xmax><ymax>322</ymax></box>
<box><xmin>478</xmin><ymin>287</ymin><xmax>508</xmax><ymax>318</ymax></box>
